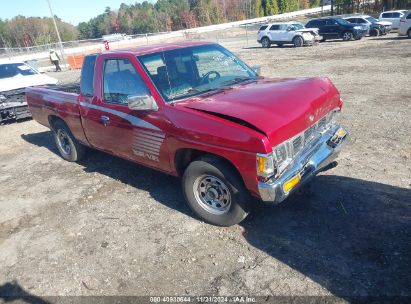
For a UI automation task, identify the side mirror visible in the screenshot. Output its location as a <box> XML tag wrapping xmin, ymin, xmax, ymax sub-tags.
<box><xmin>128</xmin><ymin>94</ymin><xmax>158</xmax><ymax>111</ymax></box>
<box><xmin>251</xmin><ymin>65</ymin><xmax>261</xmax><ymax>76</ymax></box>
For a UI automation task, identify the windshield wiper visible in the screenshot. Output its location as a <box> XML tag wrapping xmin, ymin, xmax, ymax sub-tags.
<box><xmin>220</xmin><ymin>77</ymin><xmax>256</xmax><ymax>87</ymax></box>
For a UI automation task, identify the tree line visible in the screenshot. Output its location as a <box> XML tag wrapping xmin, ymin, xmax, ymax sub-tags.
<box><xmin>0</xmin><ymin>16</ymin><xmax>78</xmax><ymax>48</ymax></box>
<box><xmin>1</xmin><ymin>0</ymin><xmax>410</xmax><ymax>48</ymax></box>
<box><xmin>77</xmin><ymin>0</ymin><xmax>319</xmax><ymax>39</ymax></box>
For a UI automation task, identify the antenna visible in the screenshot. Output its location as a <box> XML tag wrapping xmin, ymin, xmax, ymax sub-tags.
<box><xmin>162</xmin><ymin>46</ymin><xmax>174</xmax><ymax>105</ymax></box>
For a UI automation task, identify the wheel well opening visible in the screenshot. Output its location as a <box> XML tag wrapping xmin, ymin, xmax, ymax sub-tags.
<box><xmin>175</xmin><ymin>149</ymin><xmax>244</xmax><ymax>184</ymax></box>
<box><xmin>175</xmin><ymin>149</ymin><xmax>207</xmax><ymax>177</ymax></box>
<box><xmin>48</xmin><ymin>115</ymin><xmax>61</xmax><ymax>130</ymax></box>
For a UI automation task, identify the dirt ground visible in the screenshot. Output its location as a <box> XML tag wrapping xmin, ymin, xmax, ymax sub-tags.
<box><xmin>0</xmin><ymin>33</ymin><xmax>410</xmax><ymax>302</ymax></box>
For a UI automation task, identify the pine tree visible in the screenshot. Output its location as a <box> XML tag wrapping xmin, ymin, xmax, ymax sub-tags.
<box><xmin>263</xmin><ymin>0</ymin><xmax>279</xmax><ymax>15</ymax></box>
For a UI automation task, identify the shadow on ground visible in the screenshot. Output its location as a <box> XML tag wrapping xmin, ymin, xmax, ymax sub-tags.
<box><xmin>241</xmin><ymin>175</ymin><xmax>411</xmax><ymax>298</ymax></box>
<box><xmin>0</xmin><ymin>281</ymin><xmax>50</xmax><ymax>304</ymax></box>
<box><xmin>21</xmin><ymin>131</ymin><xmax>411</xmax><ymax>298</ymax></box>
<box><xmin>369</xmin><ymin>36</ymin><xmax>409</xmax><ymax>41</ymax></box>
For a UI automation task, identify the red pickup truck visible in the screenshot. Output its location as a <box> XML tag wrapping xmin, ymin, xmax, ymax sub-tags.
<box><xmin>26</xmin><ymin>41</ymin><xmax>348</xmax><ymax>226</ymax></box>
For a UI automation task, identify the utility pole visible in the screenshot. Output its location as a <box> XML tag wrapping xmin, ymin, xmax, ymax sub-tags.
<box><xmin>46</xmin><ymin>0</ymin><xmax>67</xmax><ymax>68</ymax></box>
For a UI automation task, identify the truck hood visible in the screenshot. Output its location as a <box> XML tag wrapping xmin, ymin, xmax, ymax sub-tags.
<box><xmin>177</xmin><ymin>77</ymin><xmax>342</xmax><ymax>146</ymax></box>
<box><xmin>0</xmin><ymin>74</ymin><xmax>58</xmax><ymax>92</ymax></box>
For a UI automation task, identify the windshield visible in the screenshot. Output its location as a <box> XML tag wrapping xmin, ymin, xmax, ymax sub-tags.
<box><xmin>292</xmin><ymin>23</ymin><xmax>305</xmax><ymax>30</ymax></box>
<box><xmin>335</xmin><ymin>18</ymin><xmax>351</xmax><ymax>25</ymax></box>
<box><xmin>137</xmin><ymin>44</ymin><xmax>257</xmax><ymax>102</ymax></box>
<box><xmin>366</xmin><ymin>16</ymin><xmax>379</xmax><ymax>23</ymax></box>
<box><xmin>0</xmin><ymin>63</ymin><xmax>37</xmax><ymax>79</ymax></box>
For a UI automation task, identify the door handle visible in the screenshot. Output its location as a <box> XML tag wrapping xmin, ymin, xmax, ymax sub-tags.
<box><xmin>100</xmin><ymin>115</ymin><xmax>110</xmax><ymax>126</ymax></box>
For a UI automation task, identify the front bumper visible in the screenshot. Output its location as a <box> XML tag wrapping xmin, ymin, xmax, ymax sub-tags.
<box><xmin>258</xmin><ymin>125</ymin><xmax>348</xmax><ymax>203</ymax></box>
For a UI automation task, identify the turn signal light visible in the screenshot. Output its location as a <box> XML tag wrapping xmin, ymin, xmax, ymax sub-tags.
<box><xmin>283</xmin><ymin>174</ymin><xmax>301</xmax><ymax>193</ymax></box>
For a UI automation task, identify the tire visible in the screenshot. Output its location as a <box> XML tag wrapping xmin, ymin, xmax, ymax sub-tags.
<box><xmin>182</xmin><ymin>156</ymin><xmax>250</xmax><ymax>226</ymax></box>
<box><xmin>370</xmin><ymin>29</ymin><xmax>379</xmax><ymax>37</ymax></box>
<box><xmin>293</xmin><ymin>36</ymin><xmax>304</xmax><ymax>47</ymax></box>
<box><xmin>342</xmin><ymin>31</ymin><xmax>353</xmax><ymax>41</ymax></box>
<box><xmin>261</xmin><ymin>37</ymin><xmax>271</xmax><ymax>48</ymax></box>
<box><xmin>408</xmin><ymin>29</ymin><xmax>411</xmax><ymax>39</ymax></box>
<box><xmin>52</xmin><ymin>120</ymin><xmax>86</xmax><ymax>162</ymax></box>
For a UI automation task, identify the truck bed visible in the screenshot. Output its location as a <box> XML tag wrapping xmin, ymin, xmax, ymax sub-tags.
<box><xmin>25</xmin><ymin>85</ymin><xmax>88</xmax><ymax>145</ymax></box>
<box><xmin>46</xmin><ymin>83</ymin><xmax>80</xmax><ymax>94</ymax></box>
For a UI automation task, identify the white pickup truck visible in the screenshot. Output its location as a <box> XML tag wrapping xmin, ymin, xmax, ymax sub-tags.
<box><xmin>258</xmin><ymin>22</ymin><xmax>322</xmax><ymax>48</ymax></box>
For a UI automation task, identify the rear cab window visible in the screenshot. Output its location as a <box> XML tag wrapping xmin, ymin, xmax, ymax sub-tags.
<box><xmin>259</xmin><ymin>25</ymin><xmax>268</xmax><ymax>31</ymax></box>
<box><xmin>80</xmin><ymin>54</ymin><xmax>97</xmax><ymax>97</ymax></box>
<box><xmin>407</xmin><ymin>12</ymin><xmax>411</xmax><ymax>19</ymax></box>
<box><xmin>382</xmin><ymin>13</ymin><xmax>392</xmax><ymax>18</ymax></box>
<box><xmin>102</xmin><ymin>58</ymin><xmax>150</xmax><ymax>105</ymax></box>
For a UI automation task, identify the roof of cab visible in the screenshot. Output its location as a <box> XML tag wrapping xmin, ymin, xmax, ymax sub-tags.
<box><xmin>103</xmin><ymin>41</ymin><xmax>215</xmax><ymax>56</ymax></box>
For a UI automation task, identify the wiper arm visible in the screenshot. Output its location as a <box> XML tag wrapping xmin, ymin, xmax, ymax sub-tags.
<box><xmin>220</xmin><ymin>77</ymin><xmax>255</xmax><ymax>86</ymax></box>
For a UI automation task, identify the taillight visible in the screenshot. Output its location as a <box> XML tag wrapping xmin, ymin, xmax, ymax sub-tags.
<box><xmin>400</xmin><ymin>19</ymin><xmax>406</xmax><ymax>23</ymax></box>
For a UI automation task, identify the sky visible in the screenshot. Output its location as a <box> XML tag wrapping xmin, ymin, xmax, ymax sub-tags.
<box><xmin>1</xmin><ymin>0</ymin><xmax>155</xmax><ymax>25</ymax></box>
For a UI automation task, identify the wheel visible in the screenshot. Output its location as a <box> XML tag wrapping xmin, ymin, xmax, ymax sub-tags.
<box><xmin>277</xmin><ymin>43</ymin><xmax>283</xmax><ymax>47</ymax></box>
<box><xmin>52</xmin><ymin>120</ymin><xmax>86</xmax><ymax>162</ymax></box>
<box><xmin>182</xmin><ymin>156</ymin><xmax>250</xmax><ymax>226</ymax></box>
<box><xmin>342</xmin><ymin>31</ymin><xmax>353</xmax><ymax>41</ymax></box>
<box><xmin>292</xmin><ymin>36</ymin><xmax>304</xmax><ymax>47</ymax></box>
<box><xmin>261</xmin><ymin>37</ymin><xmax>271</xmax><ymax>48</ymax></box>
<box><xmin>370</xmin><ymin>29</ymin><xmax>379</xmax><ymax>37</ymax></box>
<box><xmin>408</xmin><ymin>29</ymin><xmax>411</xmax><ymax>39</ymax></box>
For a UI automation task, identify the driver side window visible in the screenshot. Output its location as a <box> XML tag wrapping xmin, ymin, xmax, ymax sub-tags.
<box><xmin>103</xmin><ymin>58</ymin><xmax>150</xmax><ymax>105</ymax></box>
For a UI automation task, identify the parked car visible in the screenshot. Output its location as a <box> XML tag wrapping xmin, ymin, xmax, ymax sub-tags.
<box><xmin>26</xmin><ymin>42</ymin><xmax>349</xmax><ymax>226</ymax></box>
<box><xmin>306</xmin><ymin>17</ymin><xmax>368</xmax><ymax>41</ymax></box>
<box><xmin>257</xmin><ymin>22</ymin><xmax>322</xmax><ymax>48</ymax></box>
<box><xmin>344</xmin><ymin>15</ymin><xmax>392</xmax><ymax>36</ymax></box>
<box><xmin>379</xmin><ymin>10</ymin><xmax>408</xmax><ymax>29</ymax></box>
<box><xmin>0</xmin><ymin>61</ymin><xmax>58</xmax><ymax>123</ymax></box>
<box><xmin>398</xmin><ymin>10</ymin><xmax>411</xmax><ymax>38</ymax></box>
<box><xmin>102</xmin><ymin>33</ymin><xmax>131</xmax><ymax>42</ymax></box>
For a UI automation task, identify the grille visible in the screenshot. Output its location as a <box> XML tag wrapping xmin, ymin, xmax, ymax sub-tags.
<box><xmin>304</xmin><ymin>125</ymin><xmax>316</xmax><ymax>143</ymax></box>
<box><xmin>317</xmin><ymin>116</ymin><xmax>327</xmax><ymax>131</ymax></box>
<box><xmin>292</xmin><ymin>136</ymin><xmax>303</xmax><ymax>154</ymax></box>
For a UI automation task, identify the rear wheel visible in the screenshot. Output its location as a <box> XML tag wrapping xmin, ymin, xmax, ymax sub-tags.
<box><xmin>293</xmin><ymin>36</ymin><xmax>304</xmax><ymax>47</ymax></box>
<box><xmin>261</xmin><ymin>37</ymin><xmax>271</xmax><ymax>48</ymax></box>
<box><xmin>342</xmin><ymin>31</ymin><xmax>353</xmax><ymax>41</ymax></box>
<box><xmin>52</xmin><ymin>120</ymin><xmax>86</xmax><ymax>162</ymax></box>
<box><xmin>182</xmin><ymin>156</ymin><xmax>250</xmax><ymax>226</ymax></box>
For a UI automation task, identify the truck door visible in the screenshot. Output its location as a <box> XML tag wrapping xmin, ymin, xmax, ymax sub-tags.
<box><xmin>79</xmin><ymin>54</ymin><xmax>170</xmax><ymax>170</ymax></box>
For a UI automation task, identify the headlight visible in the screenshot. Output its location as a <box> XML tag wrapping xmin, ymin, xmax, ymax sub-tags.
<box><xmin>256</xmin><ymin>153</ymin><xmax>275</xmax><ymax>178</ymax></box>
<box><xmin>354</xmin><ymin>26</ymin><xmax>362</xmax><ymax>30</ymax></box>
<box><xmin>257</xmin><ymin>108</ymin><xmax>341</xmax><ymax>179</ymax></box>
<box><xmin>273</xmin><ymin>142</ymin><xmax>293</xmax><ymax>174</ymax></box>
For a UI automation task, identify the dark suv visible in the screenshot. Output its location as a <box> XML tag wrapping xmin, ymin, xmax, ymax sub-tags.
<box><xmin>306</xmin><ymin>17</ymin><xmax>368</xmax><ymax>41</ymax></box>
